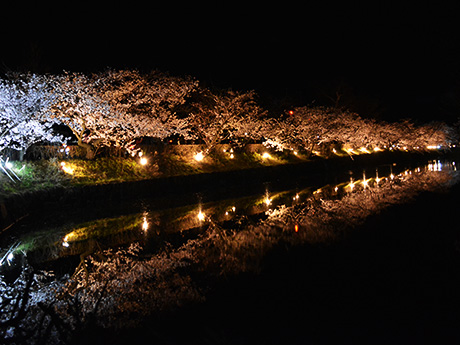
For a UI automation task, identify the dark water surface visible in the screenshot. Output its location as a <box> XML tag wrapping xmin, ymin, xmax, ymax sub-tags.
<box><xmin>1</xmin><ymin>159</ymin><xmax>460</xmax><ymax>344</ymax></box>
<box><xmin>179</xmin><ymin>187</ymin><xmax>460</xmax><ymax>345</ymax></box>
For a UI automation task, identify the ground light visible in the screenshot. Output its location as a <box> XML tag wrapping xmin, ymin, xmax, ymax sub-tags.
<box><xmin>0</xmin><ymin>157</ymin><xmax>20</xmax><ymax>182</ymax></box>
<box><xmin>197</xmin><ymin>210</ymin><xmax>205</xmax><ymax>221</ymax></box>
<box><xmin>264</xmin><ymin>195</ymin><xmax>272</xmax><ymax>206</ymax></box>
<box><xmin>142</xmin><ymin>216</ymin><xmax>149</xmax><ymax>231</ymax></box>
<box><xmin>262</xmin><ymin>152</ymin><xmax>271</xmax><ymax>159</ymax></box>
<box><xmin>60</xmin><ymin>162</ymin><xmax>75</xmax><ymax>175</ymax></box>
<box><xmin>194</xmin><ymin>152</ymin><xmax>204</xmax><ymax>162</ymax></box>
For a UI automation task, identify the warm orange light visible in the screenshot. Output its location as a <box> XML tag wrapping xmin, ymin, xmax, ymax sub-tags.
<box><xmin>194</xmin><ymin>152</ymin><xmax>204</xmax><ymax>161</ymax></box>
<box><xmin>140</xmin><ymin>157</ymin><xmax>148</xmax><ymax>166</ymax></box>
<box><xmin>142</xmin><ymin>217</ymin><xmax>149</xmax><ymax>231</ymax></box>
<box><xmin>60</xmin><ymin>162</ymin><xmax>75</xmax><ymax>175</ymax></box>
<box><xmin>294</xmin><ymin>224</ymin><xmax>299</xmax><ymax>232</ymax></box>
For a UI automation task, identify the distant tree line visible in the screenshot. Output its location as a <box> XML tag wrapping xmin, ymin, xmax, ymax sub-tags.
<box><xmin>0</xmin><ymin>70</ymin><xmax>456</xmax><ymax>159</ymax></box>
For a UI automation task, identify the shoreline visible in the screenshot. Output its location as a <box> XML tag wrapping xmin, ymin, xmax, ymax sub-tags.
<box><xmin>0</xmin><ymin>150</ymin><xmax>448</xmax><ymax>234</ymax></box>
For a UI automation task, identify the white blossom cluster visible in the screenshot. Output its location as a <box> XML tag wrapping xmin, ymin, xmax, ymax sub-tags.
<box><xmin>0</xmin><ymin>70</ymin><xmax>455</xmax><ymax>160</ymax></box>
<box><xmin>0</xmin><ymin>74</ymin><xmax>64</xmax><ymax>152</ymax></box>
<box><xmin>263</xmin><ymin>107</ymin><xmax>456</xmax><ymax>156</ymax></box>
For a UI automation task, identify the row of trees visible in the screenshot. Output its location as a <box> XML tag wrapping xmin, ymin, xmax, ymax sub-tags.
<box><xmin>0</xmin><ymin>70</ymin><xmax>456</xmax><ymax>159</ymax></box>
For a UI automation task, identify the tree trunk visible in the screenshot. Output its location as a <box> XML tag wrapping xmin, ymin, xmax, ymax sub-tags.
<box><xmin>77</xmin><ymin>139</ymin><xmax>95</xmax><ymax>159</ymax></box>
<box><xmin>72</xmin><ymin>125</ymin><xmax>95</xmax><ymax>159</ymax></box>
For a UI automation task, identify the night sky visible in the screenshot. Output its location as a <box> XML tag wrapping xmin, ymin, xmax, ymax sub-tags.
<box><xmin>2</xmin><ymin>3</ymin><xmax>460</xmax><ymax>123</ymax></box>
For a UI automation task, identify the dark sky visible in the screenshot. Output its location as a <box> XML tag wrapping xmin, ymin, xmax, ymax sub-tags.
<box><xmin>2</xmin><ymin>3</ymin><xmax>460</xmax><ymax>122</ymax></box>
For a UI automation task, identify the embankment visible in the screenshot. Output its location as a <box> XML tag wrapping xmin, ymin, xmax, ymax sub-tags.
<box><xmin>0</xmin><ymin>150</ymin><xmax>448</xmax><ymax>233</ymax></box>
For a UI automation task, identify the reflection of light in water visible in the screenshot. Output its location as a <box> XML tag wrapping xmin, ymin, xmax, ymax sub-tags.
<box><xmin>142</xmin><ymin>217</ymin><xmax>149</xmax><ymax>231</ymax></box>
<box><xmin>428</xmin><ymin>160</ymin><xmax>442</xmax><ymax>172</ymax></box>
<box><xmin>197</xmin><ymin>211</ymin><xmax>205</xmax><ymax>221</ymax></box>
<box><xmin>225</xmin><ymin>207</ymin><xmax>236</xmax><ymax>216</ymax></box>
<box><xmin>294</xmin><ymin>224</ymin><xmax>299</xmax><ymax>232</ymax></box>
<box><xmin>375</xmin><ymin>170</ymin><xmax>381</xmax><ymax>185</ymax></box>
<box><xmin>362</xmin><ymin>172</ymin><xmax>370</xmax><ymax>189</ymax></box>
<box><xmin>346</xmin><ymin>178</ymin><xmax>355</xmax><ymax>191</ymax></box>
<box><xmin>264</xmin><ymin>190</ymin><xmax>272</xmax><ymax>206</ymax></box>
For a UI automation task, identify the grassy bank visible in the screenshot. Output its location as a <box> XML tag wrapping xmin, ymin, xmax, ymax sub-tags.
<box><xmin>0</xmin><ymin>150</ymin><xmax>301</xmax><ymax>198</ymax></box>
<box><xmin>1</xmin><ymin>145</ymin><xmax>449</xmax><ymax>199</ymax></box>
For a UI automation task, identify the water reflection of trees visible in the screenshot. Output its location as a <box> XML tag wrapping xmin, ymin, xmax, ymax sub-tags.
<box><xmin>1</xmin><ymin>162</ymin><xmax>458</xmax><ymax>343</ymax></box>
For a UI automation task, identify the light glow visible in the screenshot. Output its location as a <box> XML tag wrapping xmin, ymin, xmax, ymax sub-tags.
<box><xmin>262</xmin><ymin>152</ymin><xmax>271</xmax><ymax>159</ymax></box>
<box><xmin>346</xmin><ymin>179</ymin><xmax>355</xmax><ymax>191</ymax></box>
<box><xmin>142</xmin><ymin>217</ymin><xmax>149</xmax><ymax>231</ymax></box>
<box><xmin>194</xmin><ymin>152</ymin><xmax>204</xmax><ymax>161</ymax></box>
<box><xmin>428</xmin><ymin>160</ymin><xmax>442</xmax><ymax>171</ymax></box>
<box><xmin>362</xmin><ymin>173</ymin><xmax>370</xmax><ymax>188</ymax></box>
<box><xmin>60</xmin><ymin>162</ymin><xmax>75</xmax><ymax>175</ymax></box>
<box><xmin>140</xmin><ymin>157</ymin><xmax>148</xmax><ymax>166</ymax></box>
<box><xmin>197</xmin><ymin>211</ymin><xmax>205</xmax><ymax>221</ymax></box>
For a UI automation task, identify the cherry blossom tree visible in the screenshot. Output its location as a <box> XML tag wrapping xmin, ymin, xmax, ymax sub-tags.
<box><xmin>262</xmin><ymin>107</ymin><xmax>363</xmax><ymax>156</ymax></box>
<box><xmin>416</xmin><ymin>121</ymin><xmax>455</xmax><ymax>148</ymax></box>
<box><xmin>47</xmin><ymin>72</ymin><xmax>149</xmax><ymax>158</ymax></box>
<box><xmin>96</xmin><ymin>70</ymin><xmax>198</xmax><ymax>142</ymax></box>
<box><xmin>0</xmin><ymin>74</ymin><xmax>64</xmax><ymax>154</ymax></box>
<box><xmin>187</xmin><ymin>89</ymin><xmax>266</xmax><ymax>152</ymax></box>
